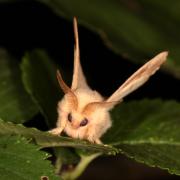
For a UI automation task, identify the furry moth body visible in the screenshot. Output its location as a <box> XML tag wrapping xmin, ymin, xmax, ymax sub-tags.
<box><xmin>49</xmin><ymin>17</ymin><xmax>168</xmax><ymax>144</ymax></box>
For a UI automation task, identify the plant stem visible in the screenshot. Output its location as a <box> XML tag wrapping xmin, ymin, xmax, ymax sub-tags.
<box><xmin>62</xmin><ymin>153</ymin><xmax>101</xmax><ymax>180</ymax></box>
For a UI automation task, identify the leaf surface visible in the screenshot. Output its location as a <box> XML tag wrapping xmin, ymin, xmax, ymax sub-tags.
<box><xmin>0</xmin><ymin>119</ymin><xmax>117</xmax><ymax>154</ymax></box>
<box><xmin>0</xmin><ymin>49</ymin><xmax>38</xmax><ymax>123</ymax></box>
<box><xmin>21</xmin><ymin>50</ymin><xmax>59</xmax><ymax>127</ymax></box>
<box><xmin>103</xmin><ymin>99</ymin><xmax>180</xmax><ymax>175</ymax></box>
<box><xmin>0</xmin><ymin>135</ymin><xmax>60</xmax><ymax>180</ymax></box>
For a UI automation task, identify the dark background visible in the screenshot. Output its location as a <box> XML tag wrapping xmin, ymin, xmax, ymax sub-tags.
<box><xmin>1</xmin><ymin>1</ymin><xmax>180</xmax><ymax>179</ymax></box>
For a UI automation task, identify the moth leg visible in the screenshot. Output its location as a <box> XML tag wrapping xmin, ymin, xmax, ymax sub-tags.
<box><xmin>87</xmin><ymin>137</ymin><xmax>95</xmax><ymax>143</ymax></box>
<box><xmin>49</xmin><ymin>127</ymin><xmax>64</xmax><ymax>135</ymax></box>
<box><xmin>95</xmin><ymin>139</ymin><xmax>103</xmax><ymax>144</ymax></box>
<box><xmin>87</xmin><ymin>137</ymin><xmax>102</xmax><ymax>144</ymax></box>
<box><xmin>94</xmin><ymin>139</ymin><xmax>102</xmax><ymax>144</ymax></box>
<box><xmin>49</xmin><ymin>117</ymin><xmax>67</xmax><ymax>135</ymax></box>
<box><xmin>85</xmin><ymin>125</ymin><xmax>101</xmax><ymax>144</ymax></box>
<box><xmin>86</xmin><ymin>134</ymin><xmax>101</xmax><ymax>144</ymax></box>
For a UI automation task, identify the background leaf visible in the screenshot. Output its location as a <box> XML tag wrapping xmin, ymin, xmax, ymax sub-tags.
<box><xmin>0</xmin><ymin>135</ymin><xmax>60</xmax><ymax>180</ymax></box>
<box><xmin>21</xmin><ymin>50</ymin><xmax>59</xmax><ymax>127</ymax></box>
<box><xmin>103</xmin><ymin>99</ymin><xmax>180</xmax><ymax>175</ymax></box>
<box><xmin>36</xmin><ymin>0</ymin><xmax>180</xmax><ymax>78</ymax></box>
<box><xmin>0</xmin><ymin>49</ymin><xmax>38</xmax><ymax>123</ymax></box>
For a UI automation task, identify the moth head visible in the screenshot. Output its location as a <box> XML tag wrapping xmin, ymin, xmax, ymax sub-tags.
<box><xmin>65</xmin><ymin>100</ymin><xmax>116</xmax><ymax>129</ymax></box>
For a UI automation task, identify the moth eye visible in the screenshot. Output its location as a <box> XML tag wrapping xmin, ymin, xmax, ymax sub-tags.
<box><xmin>67</xmin><ymin>113</ymin><xmax>72</xmax><ymax>122</ymax></box>
<box><xmin>80</xmin><ymin>118</ymin><xmax>88</xmax><ymax>127</ymax></box>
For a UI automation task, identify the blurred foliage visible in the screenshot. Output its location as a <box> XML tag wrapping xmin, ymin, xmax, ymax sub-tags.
<box><xmin>38</xmin><ymin>0</ymin><xmax>180</xmax><ymax>78</ymax></box>
<box><xmin>21</xmin><ymin>50</ymin><xmax>59</xmax><ymax>127</ymax></box>
<box><xmin>0</xmin><ymin>49</ymin><xmax>38</xmax><ymax>123</ymax></box>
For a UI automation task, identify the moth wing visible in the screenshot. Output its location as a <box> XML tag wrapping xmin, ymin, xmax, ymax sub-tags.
<box><xmin>71</xmin><ymin>17</ymin><xmax>90</xmax><ymax>90</ymax></box>
<box><xmin>106</xmin><ymin>52</ymin><xmax>168</xmax><ymax>103</ymax></box>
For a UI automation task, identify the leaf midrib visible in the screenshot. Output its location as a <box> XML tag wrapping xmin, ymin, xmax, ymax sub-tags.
<box><xmin>111</xmin><ymin>140</ymin><xmax>180</xmax><ymax>146</ymax></box>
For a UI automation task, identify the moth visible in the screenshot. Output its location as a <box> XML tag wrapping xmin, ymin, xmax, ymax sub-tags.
<box><xmin>49</xmin><ymin>17</ymin><xmax>168</xmax><ymax>144</ymax></box>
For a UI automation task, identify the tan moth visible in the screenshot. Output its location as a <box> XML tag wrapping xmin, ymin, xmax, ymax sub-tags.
<box><xmin>49</xmin><ymin>17</ymin><xmax>168</xmax><ymax>144</ymax></box>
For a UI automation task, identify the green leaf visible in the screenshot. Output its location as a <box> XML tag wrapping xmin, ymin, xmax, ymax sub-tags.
<box><xmin>103</xmin><ymin>99</ymin><xmax>180</xmax><ymax>175</ymax></box>
<box><xmin>0</xmin><ymin>49</ymin><xmax>38</xmax><ymax>123</ymax></box>
<box><xmin>21</xmin><ymin>50</ymin><xmax>60</xmax><ymax>127</ymax></box>
<box><xmin>0</xmin><ymin>119</ymin><xmax>118</xmax><ymax>155</ymax></box>
<box><xmin>37</xmin><ymin>0</ymin><xmax>180</xmax><ymax>78</ymax></box>
<box><xmin>21</xmin><ymin>50</ymin><xmax>104</xmax><ymax>177</ymax></box>
<box><xmin>0</xmin><ymin>135</ymin><xmax>60</xmax><ymax>180</ymax></box>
